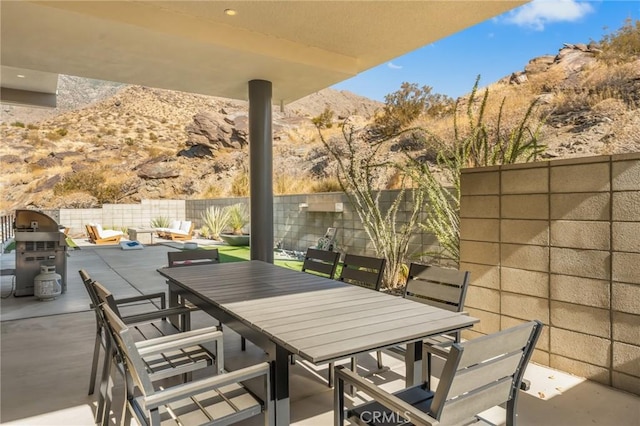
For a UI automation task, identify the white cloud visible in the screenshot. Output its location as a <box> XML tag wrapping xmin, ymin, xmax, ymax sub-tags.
<box><xmin>387</xmin><ymin>62</ymin><xmax>403</xmax><ymax>70</ymax></box>
<box><xmin>504</xmin><ymin>0</ymin><xmax>594</xmax><ymax>31</ymax></box>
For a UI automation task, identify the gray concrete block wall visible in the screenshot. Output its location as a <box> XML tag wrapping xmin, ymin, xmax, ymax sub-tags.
<box><xmin>460</xmin><ymin>153</ymin><xmax>640</xmax><ymax>396</ymax></box>
<box><xmin>185</xmin><ymin>191</ymin><xmax>439</xmax><ymax>259</ymax></box>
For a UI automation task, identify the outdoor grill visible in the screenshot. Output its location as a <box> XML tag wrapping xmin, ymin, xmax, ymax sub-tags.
<box><xmin>14</xmin><ymin>209</ymin><xmax>67</xmax><ymax>297</ymax></box>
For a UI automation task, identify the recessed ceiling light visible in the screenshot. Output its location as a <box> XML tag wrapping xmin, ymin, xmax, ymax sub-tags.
<box><xmin>17</xmin><ymin>74</ymin><xmax>26</xmax><ymax>78</ymax></box>
<box><xmin>224</xmin><ymin>8</ymin><xmax>237</xmax><ymax>16</ymax></box>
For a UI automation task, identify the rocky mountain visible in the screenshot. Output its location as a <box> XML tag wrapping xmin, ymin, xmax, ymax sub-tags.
<box><xmin>1</xmin><ymin>41</ymin><xmax>639</xmax><ymax>213</ymax></box>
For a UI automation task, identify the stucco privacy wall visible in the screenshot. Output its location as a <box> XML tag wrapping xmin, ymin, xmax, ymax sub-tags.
<box><xmin>459</xmin><ymin>152</ymin><xmax>640</xmax><ymax>396</ymax></box>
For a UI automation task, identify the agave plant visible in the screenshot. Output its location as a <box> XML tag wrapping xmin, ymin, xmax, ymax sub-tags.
<box><xmin>150</xmin><ymin>216</ymin><xmax>170</xmax><ymax>229</ymax></box>
<box><xmin>225</xmin><ymin>203</ymin><xmax>250</xmax><ymax>235</ymax></box>
<box><xmin>201</xmin><ymin>206</ymin><xmax>230</xmax><ymax>240</ymax></box>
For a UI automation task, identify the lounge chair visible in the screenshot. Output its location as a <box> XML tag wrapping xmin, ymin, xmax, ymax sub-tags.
<box><xmin>85</xmin><ymin>224</ymin><xmax>124</xmax><ymax>245</ymax></box>
<box><xmin>156</xmin><ymin>220</ymin><xmax>194</xmax><ymax>241</ymax></box>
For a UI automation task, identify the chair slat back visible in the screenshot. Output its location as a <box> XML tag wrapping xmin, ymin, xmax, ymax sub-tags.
<box><xmin>338</xmin><ymin>254</ymin><xmax>386</xmax><ymax>291</ymax></box>
<box><xmin>302</xmin><ymin>248</ymin><xmax>340</xmax><ymax>279</ymax></box>
<box><xmin>92</xmin><ymin>280</ymin><xmax>123</xmax><ymax>318</ymax></box>
<box><xmin>431</xmin><ymin>321</ymin><xmax>543</xmax><ymax>425</ymax></box>
<box><xmin>167</xmin><ymin>249</ymin><xmax>220</xmax><ymax>267</ymax></box>
<box><xmin>79</xmin><ymin>269</ymin><xmax>100</xmax><ymax>306</ymax></box>
<box><xmin>404</xmin><ymin>263</ymin><xmax>470</xmax><ymax>312</ymax></box>
<box><xmin>100</xmin><ymin>303</ymin><xmax>156</xmax><ymax>396</ymax></box>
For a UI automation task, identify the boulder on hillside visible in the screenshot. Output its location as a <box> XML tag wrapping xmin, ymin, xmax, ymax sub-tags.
<box><xmin>0</xmin><ymin>154</ymin><xmax>23</xmax><ymax>164</ymax></box>
<box><xmin>178</xmin><ymin>145</ymin><xmax>214</xmax><ymax>158</ymax></box>
<box><xmin>524</xmin><ymin>55</ymin><xmax>555</xmax><ymax>75</ymax></box>
<box><xmin>135</xmin><ymin>156</ymin><xmax>180</xmax><ymax>179</ymax></box>
<box><xmin>185</xmin><ymin>111</ymin><xmax>248</xmax><ymax>150</ymax></box>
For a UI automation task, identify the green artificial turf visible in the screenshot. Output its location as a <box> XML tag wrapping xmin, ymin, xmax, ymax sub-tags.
<box><xmin>199</xmin><ymin>245</ymin><xmax>304</xmax><ymax>272</ymax></box>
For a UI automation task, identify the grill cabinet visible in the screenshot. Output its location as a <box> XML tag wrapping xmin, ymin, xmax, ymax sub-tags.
<box><xmin>14</xmin><ymin>210</ymin><xmax>67</xmax><ymax>297</ymax></box>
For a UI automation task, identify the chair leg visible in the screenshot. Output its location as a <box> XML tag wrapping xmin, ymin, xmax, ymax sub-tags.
<box><xmin>88</xmin><ymin>331</ymin><xmax>102</xmax><ymax>395</ymax></box>
<box><xmin>376</xmin><ymin>350</ymin><xmax>384</xmax><ymax>370</ymax></box>
<box><xmin>328</xmin><ymin>364</ymin><xmax>335</xmax><ymax>388</ymax></box>
<box><xmin>96</xmin><ymin>344</ymin><xmax>114</xmax><ymax>426</ymax></box>
<box><xmin>426</xmin><ymin>352</ymin><xmax>433</xmax><ymax>391</ymax></box>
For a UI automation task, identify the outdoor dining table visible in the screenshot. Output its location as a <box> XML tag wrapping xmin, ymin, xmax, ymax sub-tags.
<box><xmin>158</xmin><ymin>260</ymin><xmax>479</xmax><ymax>425</ymax></box>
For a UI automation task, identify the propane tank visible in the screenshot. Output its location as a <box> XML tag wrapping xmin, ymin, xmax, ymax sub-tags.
<box><xmin>34</xmin><ymin>265</ymin><xmax>62</xmax><ymax>301</ymax></box>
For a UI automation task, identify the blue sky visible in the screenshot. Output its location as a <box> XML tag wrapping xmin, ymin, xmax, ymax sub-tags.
<box><xmin>332</xmin><ymin>0</ymin><xmax>640</xmax><ymax>101</ymax></box>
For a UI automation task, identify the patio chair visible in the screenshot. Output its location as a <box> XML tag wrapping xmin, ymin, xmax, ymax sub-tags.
<box><xmin>404</xmin><ymin>263</ymin><xmax>470</xmax><ymax>388</ymax></box>
<box><xmin>167</xmin><ymin>249</ymin><xmax>222</xmax><ymax>333</ymax></box>
<box><xmin>88</xmin><ymin>278</ymin><xmax>222</xmax><ymax>426</ymax></box>
<box><xmin>335</xmin><ymin>320</ymin><xmax>543</xmax><ymax>426</ymax></box>
<box><xmin>167</xmin><ymin>249</ymin><xmax>220</xmax><ymax>267</ymax></box>
<box><xmin>157</xmin><ymin>220</ymin><xmax>195</xmax><ymax>241</ymax></box>
<box><xmin>327</xmin><ymin>254</ymin><xmax>386</xmax><ymax>387</ymax></box>
<box><xmin>100</xmin><ymin>302</ymin><xmax>272</xmax><ymax>426</ymax></box>
<box><xmin>302</xmin><ymin>247</ymin><xmax>341</xmax><ymax>279</ymax></box>
<box><xmin>85</xmin><ymin>223</ymin><xmax>124</xmax><ymax>245</ymax></box>
<box><xmin>80</xmin><ymin>269</ymin><xmax>175</xmax><ymax>396</ymax></box>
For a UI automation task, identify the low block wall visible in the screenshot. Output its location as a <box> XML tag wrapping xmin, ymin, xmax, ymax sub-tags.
<box><xmin>459</xmin><ymin>153</ymin><xmax>640</xmax><ymax>396</ymax></box>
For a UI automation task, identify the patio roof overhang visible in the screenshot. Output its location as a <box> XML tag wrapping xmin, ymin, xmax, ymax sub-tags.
<box><xmin>1</xmin><ymin>0</ymin><xmax>528</xmax><ymax>263</ymax></box>
<box><xmin>1</xmin><ymin>0</ymin><xmax>526</xmax><ymax>107</ymax></box>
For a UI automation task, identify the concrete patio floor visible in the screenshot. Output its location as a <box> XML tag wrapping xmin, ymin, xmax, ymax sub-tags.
<box><xmin>1</xmin><ymin>244</ymin><xmax>638</xmax><ymax>425</ymax></box>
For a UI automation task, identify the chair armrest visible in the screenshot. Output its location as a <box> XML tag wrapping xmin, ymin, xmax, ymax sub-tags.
<box><xmin>423</xmin><ymin>340</ymin><xmax>454</xmax><ymax>358</ymax></box>
<box><xmin>137</xmin><ymin>328</ymin><xmax>223</xmax><ymax>357</ymax></box>
<box><xmin>116</xmin><ymin>292</ymin><xmax>166</xmax><ymax>309</ymax></box>
<box><xmin>121</xmin><ymin>306</ymin><xmax>192</xmax><ymax>324</ymax></box>
<box><xmin>144</xmin><ymin>362</ymin><xmax>271</xmax><ymax>410</ymax></box>
<box><xmin>335</xmin><ymin>366</ymin><xmax>440</xmax><ymax>426</ymax></box>
<box><xmin>135</xmin><ymin>326</ymin><xmax>220</xmax><ymax>350</ymax></box>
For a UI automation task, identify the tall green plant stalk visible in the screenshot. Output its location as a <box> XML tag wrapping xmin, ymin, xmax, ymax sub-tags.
<box><xmin>406</xmin><ymin>76</ymin><xmax>546</xmax><ymax>263</ymax></box>
<box><xmin>315</xmin><ymin>120</ymin><xmax>425</xmax><ymax>288</ymax></box>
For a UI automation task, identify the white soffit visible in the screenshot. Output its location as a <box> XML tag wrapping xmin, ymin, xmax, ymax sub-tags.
<box><xmin>1</xmin><ymin>1</ymin><xmax>528</xmax><ymax>104</ymax></box>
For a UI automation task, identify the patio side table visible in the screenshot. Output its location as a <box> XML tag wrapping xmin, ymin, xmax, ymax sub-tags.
<box><xmin>127</xmin><ymin>228</ymin><xmax>156</xmax><ymax>245</ymax></box>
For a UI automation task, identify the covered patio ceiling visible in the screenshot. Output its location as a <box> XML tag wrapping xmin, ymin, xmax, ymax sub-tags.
<box><xmin>1</xmin><ymin>0</ymin><xmax>528</xmax><ymax>263</ymax></box>
<box><xmin>1</xmin><ymin>0</ymin><xmax>527</xmax><ymax>107</ymax></box>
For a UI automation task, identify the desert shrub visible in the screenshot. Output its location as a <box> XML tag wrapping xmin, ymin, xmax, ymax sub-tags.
<box><xmin>45</xmin><ymin>130</ymin><xmax>64</xmax><ymax>141</ymax></box>
<box><xmin>201</xmin><ymin>206</ymin><xmax>230</xmax><ymax>240</ymax></box>
<box><xmin>598</xmin><ymin>18</ymin><xmax>640</xmax><ymax>65</ymax></box>
<box><xmin>230</xmin><ymin>167</ymin><xmax>249</xmax><ymax>196</ymax></box>
<box><xmin>10</xmin><ymin>121</ymin><xmax>25</xmax><ymax>128</ymax></box>
<box><xmin>310</xmin><ymin>178</ymin><xmax>342</xmax><ymax>193</ymax></box>
<box><xmin>371</xmin><ymin>82</ymin><xmax>454</xmax><ymax>139</ymax></box>
<box><xmin>311</xmin><ymin>107</ymin><xmax>334</xmax><ymax>129</ymax></box>
<box><xmin>25</xmin><ymin>130</ymin><xmax>43</xmax><ymax>146</ymax></box>
<box><xmin>26</xmin><ymin>124</ymin><xmax>39</xmax><ymax>130</ymax></box>
<box><xmin>150</xmin><ymin>216</ymin><xmax>170</xmax><ymax>229</ymax></box>
<box><xmin>149</xmin><ymin>132</ymin><xmax>158</xmax><ymax>141</ymax></box>
<box><xmin>53</xmin><ymin>169</ymin><xmax>134</xmax><ymax>205</ymax></box>
<box><xmin>273</xmin><ymin>173</ymin><xmax>312</xmax><ymax>195</ymax></box>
